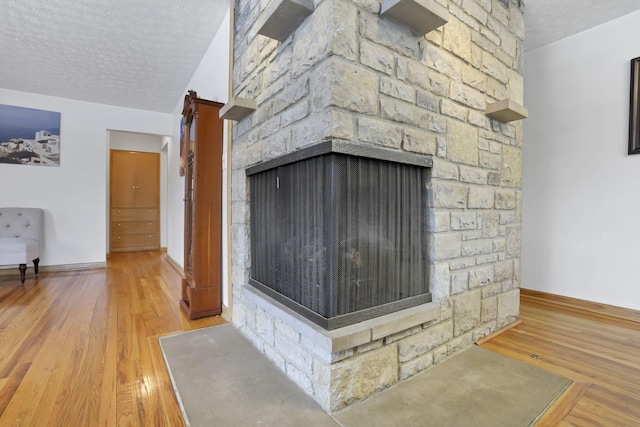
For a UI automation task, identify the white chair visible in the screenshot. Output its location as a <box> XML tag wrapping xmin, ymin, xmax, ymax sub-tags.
<box><xmin>0</xmin><ymin>208</ymin><xmax>43</xmax><ymax>284</ymax></box>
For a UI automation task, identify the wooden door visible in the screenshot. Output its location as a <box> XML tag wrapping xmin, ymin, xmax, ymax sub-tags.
<box><xmin>110</xmin><ymin>150</ymin><xmax>160</xmax><ymax>252</ymax></box>
<box><xmin>110</xmin><ymin>151</ymin><xmax>137</xmax><ymax>208</ymax></box>
<box><xmin>134</xmin><ymin>152</ymin><xmax>160</xmax><ymax>208</ymax></box>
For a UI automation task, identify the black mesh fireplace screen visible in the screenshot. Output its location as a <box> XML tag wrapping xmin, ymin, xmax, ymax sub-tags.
<box><xmin>247</xmin><ymin>141</ymin><xmax>432</xmax><ymax>329</ymax></box>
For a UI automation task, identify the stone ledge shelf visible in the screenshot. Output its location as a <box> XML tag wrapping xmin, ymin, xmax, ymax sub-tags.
<box><xmin>380</xmin><ymin>0</ymin><xmax>449</xmax><ymax>36</ymax></box>
<box><xmin>243</xmin><ymin>285</ymin><xmax>440</xmax><ymax>364</ymax></box>
<box><xmin>257</xmin><ymin>0</ymin><xmax>314</xmax><ymax>42</ymax></box>
<box><xmin>219</xmin><ymin>97</ymin><xmax>256</xmax><ymax>121</ymax></box>
<box><xmin>485</xmin><ymin>99</ymin><xmax>529</xmax><ymax>123</ymax></box>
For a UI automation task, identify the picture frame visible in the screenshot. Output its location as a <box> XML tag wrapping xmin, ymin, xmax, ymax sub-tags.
<box><xmin>628</xmin><ymin>57</ymin><xmax>640</xmax><ymax>155</ymax></box>
<box><xmin>0</xmin><ymin>104</ymin><xmax>61</xmax><ymax>166</ymax></box>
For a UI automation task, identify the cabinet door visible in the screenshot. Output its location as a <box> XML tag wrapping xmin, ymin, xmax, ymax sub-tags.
<box><xmin>134</xmin><ymin>152</ymin><xmax>160</xmax><ymax>208</ymax></box>
<box><xmin>111</xmin><ymin>151</ymin><xmax>137</xmax><ymax>208</ymax></box>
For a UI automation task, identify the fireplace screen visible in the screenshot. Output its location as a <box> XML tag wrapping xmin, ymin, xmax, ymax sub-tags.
<box><xmin>247</xmin><ymin>141</ymin><xmax>432</xmax><ymax>329</ymax></box>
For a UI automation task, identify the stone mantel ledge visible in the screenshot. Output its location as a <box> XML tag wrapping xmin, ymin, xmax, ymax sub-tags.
<box><xmin>243</xmin><ymin>285</ymin><xmax>441</xmax><ymax>363</ymax></box>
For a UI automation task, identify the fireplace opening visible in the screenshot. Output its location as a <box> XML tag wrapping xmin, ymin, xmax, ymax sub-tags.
<box><xmin>247</xmin><ymin>141</ymin><xmax>433</xmax><ymax>329</ymax></box>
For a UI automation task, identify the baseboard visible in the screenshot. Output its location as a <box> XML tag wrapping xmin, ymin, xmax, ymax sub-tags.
<box><xmin>475</xmin><ymin>319</ymin><xmax>523</xmax><ymax>345</ymax></box>
<box><xmin>165</xmin><ymin>254</ymin><xmax>184</xmax><ymax>276</ymax></box>
<box><xmin>520</xmin><ymin>288</ymin><xmax>640</xmax><ymax>324</ymax></box>
<box><xmin>0</xmin><ymin>261</ymin><xmax>107</xmax><ymax>276</ymax></box>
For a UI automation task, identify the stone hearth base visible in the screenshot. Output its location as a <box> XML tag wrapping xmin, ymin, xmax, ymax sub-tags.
<box><xmin>236</xmin><ymin>285</ymin><xmax>515</xmax><ymax>412</ymax></box>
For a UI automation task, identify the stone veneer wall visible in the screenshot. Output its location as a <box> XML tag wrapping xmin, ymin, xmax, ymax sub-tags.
<box><xmin>230</xmin><ymin>0</ymin><xmax>524</xmax><ymax>412</ymax></box>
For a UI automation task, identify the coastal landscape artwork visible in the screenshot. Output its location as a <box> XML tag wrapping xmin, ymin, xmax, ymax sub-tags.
<box><xmin>0</xmin><ymin>104</ymin><xmax>61</xmax><ymax>166</ymax></box>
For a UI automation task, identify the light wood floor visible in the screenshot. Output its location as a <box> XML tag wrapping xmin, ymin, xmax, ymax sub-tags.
<box><xmin>1</xmin><ymin>251</ymin><xmax>638</xmax><ymax>426</ymax></box>
<box><xmin>480</xmin><ymin>295</ymin><xmax>640</xmax><ymax>426</ymax></box>
<box><xmin>0</xmin><ymin>251</ymin><xmax>224</xmax><ymax>426</ymax></box>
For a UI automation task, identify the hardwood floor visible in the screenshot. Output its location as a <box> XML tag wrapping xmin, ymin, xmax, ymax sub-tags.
<box><xmin>0</xmin><ymin>251</ymin><xmax>224</xmax><ymax>426</ymax></box>
<box><xmin>1</xmin><ymin>251</ymin><xmax>638</xmax><ymax>426</ymax></box>
<box><xmin>480</xmin><ymin>294</ymin><xmax>640</xmax><ymax>426</ymax></box>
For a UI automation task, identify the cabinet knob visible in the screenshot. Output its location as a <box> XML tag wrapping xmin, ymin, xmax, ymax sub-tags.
<box><xmin>137</xmin><ymin>186</ymin><xmax>140</xmax><ymax>189</ymax></box>
<box><xmin>148</xmin><ymin>235</ymin><xmax>152</xmax><ymax>238</ymax></box>
<box><xmin>149</xmin><ymin>222</ymin><xmax>152</xmax><ymax>226</ymax></box>
<box><xmin>132</xmin><ymin>186</ymin><xmax>135</xmax><ymax>189</ymax></box>
<box><xmin>149</xmin><ymin>210</ymin><xmax>152</xmax><ymax>213</ymax></box>
<box><xmin>117</xmin><ymin>210</ymin><xmax>121</xmax><ymax>214</ymax></box>
<box><xmin>118</xmin><ymin>223</ymin><xmax>121</xmax><ymax>227</ymax></box>
<box><xmin>118</xmin><ymin>237</ymin><xmax>121</xmax><ymax>240</ymax></box>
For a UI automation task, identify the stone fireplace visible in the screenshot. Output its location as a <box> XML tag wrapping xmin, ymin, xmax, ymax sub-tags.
<box><xmin>229</xmin><ymin>0</ymin><xmax>524</xmax><ymax>412</ymax></box>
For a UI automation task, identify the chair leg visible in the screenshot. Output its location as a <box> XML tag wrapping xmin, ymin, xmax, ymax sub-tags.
<box><xmin>19</xmin><ymin>264</ymin><xmax>26</xmax><ymax>284</ymax></box>
<box><xmin>33</xmin><ymin>258</ymin><xmax>40</xmax><ymax>274</ymax></box>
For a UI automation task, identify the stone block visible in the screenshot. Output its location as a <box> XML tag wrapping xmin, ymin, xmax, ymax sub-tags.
<box><xmin>460</xmin><ymin>166</ymin><xmax>488</xmax><ymax>184</ymax></box>
<box><xmin>357</xmin><ymin>117</ymin><xmax>403</xmax><ymax>148</ymax></box>
<box><xmin>431</xmin><ymin>233</ymin><xmax>462</xmax><ymax>260</ymax></box>
<box><xmin>425</xmin><ymin>44</ymin><xmax>462</xmax><ymax>80</ymax></box>
<box><xmin>452</xmin><ymin>289</ymin><xmax>481</xmax><ymax>335</ymax></box>
<box><xmin>369</xmin><ymin>302</ymin><xmax>441</xmax><ymax>340</ymax></box>
<box><xmin>256</xmin><ymin>306</ymin><xmax>276</xmax><ymax>345</ymax></box>
<box><xmin>480</xmin><ymin>296</ymin><xmax>498</xmax><ymax>323</ymax></box>
<box><xmin>495</xmin><ymin>189</ymin><xmax>516</xmax><ymax>209</ymax></box>
<box><xmin>447</xmin><ymin>119</ymin><xmax>478</xmax><ymax>165</ymax></box>
<box><xmin>497</xmin><ymin>288</ymin><xmax>520</xmax><ymax>327</ymax></box>
<box><xmin>360</xmin><ymin>39</ymin><xmax>395</xmax><ymax>75</ymax></box>
<box><xmin>359</xmin><ymin>9</ymin><xmax>419</xmax><ymax>57</ymax></box>
<box><xmin>274</xmin><ymin>333</ymin><xmax>313</xmax><ymax>372</ymax></box>
<box><xmin>380</xmin><ymin>76</ymin><xmax>415</xmax><ymax>103</ymax></box>
<box><xmin>450</xmin><ymin>81</ymin><xmax>485</xmax><ymax>110</ymax></box>
<box><xmin>443</xmin><ymin>17</ymin><xmax>471</xmax><ymax>61</ymax></box>
<box><xmin>403</xmin><ymin>128</ymin><xmax>438</xmax><ymax>155</ymax></box>
<box><xmin>430</xmin><ymin>182</ymin><xmax>468</xmax><ymax>208</ymax></box>
<box><xmin>479</xmin><ymin>151</ymin><xmax>501</xmax><ymax>170</ymax></box>
<box><xmin>451</xmin><ymin>271</ymin><xmax>469</xmax><ymax>294</ymax></box>
<box><xmin>451</xmin><ymin>212</ymin><xmax>477</xmax><ymax>231</ymax></box>
<box><xmin>468</xmin><ymin>187</ymin><xmax>494</xmax><ymax>209</ymax></box>
<box><xmin>462</xmin><ymin>0</ymin><xmax>488</xmax><ymax>24</ymax></box>
<box><xmin>506</xmin><ymin>225</ymin><xmax>521</xmax><ymax>258</ymax></box>
<box><xmin>330</xmin><ymin>345</ymin><xmax>398</xmax><ymax>411</ymax></box>
<box><xmin>427</xmin><ymin>115</ymin><xmax>447</xmax><ymax>133</ymax></box>
<box><xmin>286</xmin><ymin>361</ymin><xmax>314</xmax><ymax>394</ymax></box>
<box><xmin>431</xmin><ymin>158</ymin><xmax>459</xmax><ymax>180</ymax></box>
<box><xmin>481</xmin><ymin>51</ymin><xmax>507</xmax><ymax>83</ymax></box>
<box><xmin>462</xmin><ymin>239</ymin><xmax>493</xmax><ymax>257</ymax></box>
<box><xmin>501</xmin><ymin>145</ymin><xmax>522</xmax><ymax>187</ymax></box>
<box><xmin>397</xmin><ymin>321</ymin><xmax>453</xmax><ymax>362</ymax></box>
<box><xmin>417</xmin><ymin>90</ymin><xmax>440</xmax><ymax>112</ymax></box>
<box><xmin>469</xmin><ymin>264</ymin><xmax>494</xmax><ymax>288</ymax></box>
<box><xmin>430</xmin><ymin>262</ymin><xmax>451</xmax><ymax>300</ymax></box>
<box><xmin>400</xmin><ymin>352</ymin><xmax>434</xmax><ymax>380</ymax></box>
<box><xmin>381</xmin><ymin>97</ymin><xmax>429</xmax><ymax>128</ymax></box>
<box><xmin>428</xmin><ymin>210</ymin><xmax>451</xmax><ymax>233</ymax></box>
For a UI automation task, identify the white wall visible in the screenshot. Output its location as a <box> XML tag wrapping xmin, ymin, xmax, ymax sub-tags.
<box><xmin>0</xmin><ymin>88</ymin><xmax>172</xmax><ymax>266</ymax></box>
<box><xmin>167</xmin><ymin>10</ymin><xmax>230</xmax><ymax>304</ymax></box>
<box><xmin>522</xmin><ymin>10</ymin><xmax>640</xmax><ymax>310</ymax></box>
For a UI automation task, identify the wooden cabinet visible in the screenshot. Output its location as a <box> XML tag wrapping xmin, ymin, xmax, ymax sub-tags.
<box><xmin>110</xmin><ymin>150</ymin><xmax>160</xmax><ymax>252</ymax></box>
<box><xmin>180</xmin><ymin>91</ymin><xmax>224</xmax><ymax>319</ymax></box>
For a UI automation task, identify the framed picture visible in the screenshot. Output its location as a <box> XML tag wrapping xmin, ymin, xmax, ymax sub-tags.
<box><xmin>0</xmin><ymin>104</ymin><xmax>61</xmax><ymax>166</ymax></box>
<box><xmin>629</xmin><ymin>57</ymin><xmax>640</xmax><ymax>155</ymax></box>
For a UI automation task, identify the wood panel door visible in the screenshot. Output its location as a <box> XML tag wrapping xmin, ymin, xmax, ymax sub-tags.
<box><xmin>134</xmin><ymin>152</ymin><xmax>160</xmax><ymax>208</ymax></box>
<box><xmin>110</xmin><ymin>150</ymin><xmax>137</xmax><ymax>208</ymax></box>
<box><xmin>110</xmin><ymin>150</ymin><xmax>160</xmax><ymax>252</ymax></box>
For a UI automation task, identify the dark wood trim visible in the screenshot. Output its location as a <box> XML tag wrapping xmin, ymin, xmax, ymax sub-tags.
<box><xmin>474</xmin><ymin>319</ymin><xmax>523</xmax><ymax>345</ymax></box>
<box><xmin>629</xmin><ymin>57</ymin><xmax>640</xmax><ymax>154</ymax></box>
<box><xmin>520</xmin><ymin>288</ymin><xmax>640</xmax><ymax>324</ymax></box>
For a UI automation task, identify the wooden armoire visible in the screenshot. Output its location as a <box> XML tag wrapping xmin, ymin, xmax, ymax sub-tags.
<box><xmin>180</xmin><ymin>91</ymin><xmax>224</xmax><ymax>319</ymax></box>
<box><xmin>110</xmin><ymin>150</ymin><xmax>160</xmax><ymax>252</ymax></box>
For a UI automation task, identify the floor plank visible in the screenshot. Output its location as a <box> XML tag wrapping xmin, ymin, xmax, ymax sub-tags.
<box><xmin>0</xmin><ymin>251</ymin><xmax>224</xmax><ymax>426</ymax></box>
<box><xmin>481</xmin><ymin>295</ymin><xmax>640</xmax><ymax>426</ymax></box>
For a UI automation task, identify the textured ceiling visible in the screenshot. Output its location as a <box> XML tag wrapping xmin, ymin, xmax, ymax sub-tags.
<box><xmin>1</xmin><ymin>0</ymin><xmax>639</xmax><ymax>112</ymax></box>
<box><xmin>524</xmin><ymin>0</ymin><xmax>640</xmax><ymax>51</ymax></box>
<box><xmin>0</xmin><ymin>0</ymin><xmax>230</xmax><ymax>113</ymax></box>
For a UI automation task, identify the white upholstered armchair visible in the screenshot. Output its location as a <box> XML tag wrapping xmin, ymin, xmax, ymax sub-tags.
<box><xmin>0</xmin><ymin>208</ymin><xmax>43</xmax><ymax>283</ymax></box>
